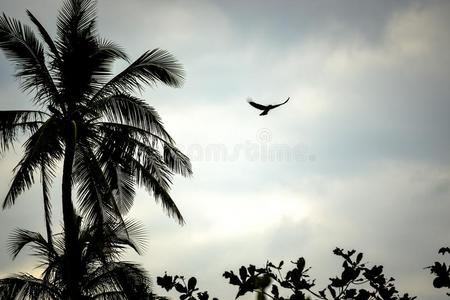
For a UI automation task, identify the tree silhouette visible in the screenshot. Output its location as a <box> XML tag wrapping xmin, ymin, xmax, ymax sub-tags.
<box><xmin>0</xmin><ymin>216</ymin><xmax>161</xmax><ymax>299</ymax></box>
<box><xmin>0</xmin><ymin>0</ymin><xmax>191</xmax><ymax>298</ymax></box>
<box><xmin>428</xmin><ymin>247</ymin><xmax>450</xmax><ymax>296</ymax></box>
<box><xmin>158</xmin><ymin>248</ymin><xmax>415</xmax><ymax>300</ymax></box>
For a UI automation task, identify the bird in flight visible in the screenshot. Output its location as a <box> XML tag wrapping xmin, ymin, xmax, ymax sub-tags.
<box><xmin>247</xmin><ymin>97</ymin><xmax>290</xmax><ymax>116</ymax></box>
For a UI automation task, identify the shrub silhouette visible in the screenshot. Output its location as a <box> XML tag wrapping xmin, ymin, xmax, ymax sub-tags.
<box><xmin>158</xmin><ymin>248</ymin><xmax>415</xmax><ymax>300</ymax></box>
<box><xmin>428</xmin><ymin>247</ymin><xmax>450</xmax><ymax>296</ymax></box>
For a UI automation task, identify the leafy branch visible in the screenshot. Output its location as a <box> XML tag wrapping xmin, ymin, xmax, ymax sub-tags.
<box><xmin>427</xmin><ymin>247</ymin><xmax>450</xmax><ymax>296</ymax></box>
<box><xmin>157</xmin><ymin>248</ymin><xmax>416</xmax><ymax>300</ymax></box>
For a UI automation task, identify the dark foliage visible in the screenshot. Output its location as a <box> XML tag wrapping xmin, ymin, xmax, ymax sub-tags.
<box><xmin>157</xmin><ymin>274</ymin><xmax>217</xmax><ymax>300</ymax></box>
<box><xmin>0</xmin><ymin>0</ymin><xmax>191</xmax><ymax>227</ymax></box>
<box><xmin>158</xmin><ymin>248</ymin><xmax>415</xmax><ymax>300</ymax></box>
<box><xmin>1</xmin><ymin>2</ymin><xmax>191</xmax><ymax>297</ymax></box>
<box><xmin>0</xmin><ymin>217</ymin><xmax>160</xmax><ymax>299</ymax></box>
<box><xmin>427</xmin><ymin>247</ymin><xmax>450</xmax><ymax>296</ymax></box>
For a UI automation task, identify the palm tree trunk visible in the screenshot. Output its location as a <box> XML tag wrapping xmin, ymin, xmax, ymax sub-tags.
<box><xmin>62</xmin><ymin>120</ymin><xmax>82</xmax><ymax>300</ymax></box>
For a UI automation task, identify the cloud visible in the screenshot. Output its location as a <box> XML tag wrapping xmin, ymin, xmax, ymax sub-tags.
<box><xmin>1</xmin><ymin>1</ymin><xmax>450</xmax><ymax>300</ymax></box>
<box><xmin>133</xmin><ymin>160</ymin><xmax>450</xmax><ymax>299</ymax></box>
<box><xmin>323</xmin><ymin>2</ymin><xmax>450</xmax><ymax>77</ymax></box>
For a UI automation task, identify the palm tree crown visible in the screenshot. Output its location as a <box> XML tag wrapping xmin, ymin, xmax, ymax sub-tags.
<box><xmin>0</xmin><ymin>217</ymin><xmax>159</xmax><ymax>299</ymax></box>
<box><xmin>0</xmin><ymin>1</ymin><xmax>192</xmax><ymax>298</ymax></box>
<box><xmin>0</xmin><ymin>0</ymin><xmax>191</xmax><ymax>225</ymax></box>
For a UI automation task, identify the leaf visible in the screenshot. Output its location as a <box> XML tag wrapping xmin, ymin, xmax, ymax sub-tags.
<box><xmin>356</xmin><ymin>252</ymin><xmax>363</xmax><ymax>264</ymax></box>
<box><xmin>439</xmin><ymin>247</ymin><xmax>450</xmax><ymax>255</ymax></box>
<box><xmin>345</xmin><ymin>289</ymin><xmax>357</xmax><ymax>298</ymax></box>
<box><xmin>197</xmin><ymin>291</ymin><xmax>209</xmax><ymax>300</ymax></box>
<box><xmin>156</xmin><ymin>274</ymin><xmax>172</xmax><ymax>291</ymax></box>
<box><xmin>239</xmin><ymin>266</ymin><xmax>248</xmax><ymax>282</ymax></box>
<box><xmin>433</xmin><ymin>277</ymin><xmax>445</xmax><ymax>288</ymax></box>
<box><xmin>248</xmin><ymin>265</ymin><xmax>256</xmax><ymax>276</ymax></box>
<box><xmin>188</xmin><ymin>277</ymin><xmax>197</xmax><ymax>291</ymax></box>
<box><xmin>297</xmin><ymin>257</ymin><xmax>305</xmax><ymax>273</ymax></box>
<box><xmin>223</xmin><ymin>271</ymin><xmax>241</xmax><ymax>286</ymax></box>
<box><xmin>175</xmin><ymin>283</ymin><xmax>187</xmax><ymax>294</ymax></box>
<box><xmin>0</xmin><ymin>14</ymin><xmax>59</xmax><ymax>104</ymax></box>
<box><xmin>280</xmin><ymin>280</ymin><xmax>292</xmax><ymax>289</ymax></box>
<box><xmin>271</xmin><ymin>284</ymin><xmax>279</xmax><ymax>298</ymax></box>
<box><xmin>330</xmin><ymin>277</ymin><xmax>344</xmax><ymax>288</ymax></box>
<box><xmin>333</xmin><ymin>248</ymin><xmax>343</xmax><ymax>256</ymax></box>
<box><xmin>93</xmin><ymin>48</ymin><xmax>185</xmax><ymax>101</ymax></box>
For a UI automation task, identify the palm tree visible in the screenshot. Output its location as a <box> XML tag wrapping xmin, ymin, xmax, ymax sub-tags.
<box><xmin>0</xmin><ymin>217</ymin><xmax>163</xmax><ymax>299</ymax></box>
<box><xmin>0</xmin><ymin>0</ymin><xmax>192</xmax><ymax>298</ymax></box>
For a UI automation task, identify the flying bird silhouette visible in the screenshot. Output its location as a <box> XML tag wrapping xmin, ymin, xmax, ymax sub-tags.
<box><xmin>248</xmin><ymin>97</ymin><xmax>290</xmax><ymax>116</ymax></box>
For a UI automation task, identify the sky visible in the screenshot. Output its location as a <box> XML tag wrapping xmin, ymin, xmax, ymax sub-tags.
<box><xmin>1</xmin><ymin>0</ymin><xmax>450</xmax><ymax>299</ymax></box>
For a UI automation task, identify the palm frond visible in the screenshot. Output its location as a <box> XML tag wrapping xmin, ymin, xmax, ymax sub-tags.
<box><xmin>57</xmin><ymin>0</ymin><xmax>97</xmax><ymax>44</ymax></box>
<box><xmin>98</xmin><ymin>121</ymin><xmax>192</xmax><ymax>177</ymax></box>
<box><xmin>4</xmin><ymin>154</ymin><xmax>39</xmax><ymax>209</ymax></box>
<box><xmin>94</xmin><ymin>125</ymin><xmax>140</xmax><ymax>215</ymax></box>
<box><xmin>95</xmin><ymin>122</ymin><xmax>188</xmax><ymax>224</ymax></box>
<box><xmin>26</xmin><ymin>10</ymin><xmax>61</xmax><ymax>65</ymax></box>
<box><xmin>106</xmin><ymin>262</ymin><xmax>153</xmax><ymax>299</ymax></box>
<box><xmin>94</xmin><ymin>125</ymin><xmax>184</xmax><ymax>223</ymax></box>
<box><xmin>163</xmin><ymin>144</ymin><xmax>192</xmax><ymax>177</ymax></box>
<box><xmin>97</xmin><ymin>122</ymin><xmax>164</xmax><ymax>147</ymax></box>
<box><xmin>74</xmin><ymin>141</ymin><xmax>129</xmax><ymax>230</ymax></box>
<box><xmin>132</xmin><ymin>156</ymin><xmax>184</xmax><ymax>224</ymax></box>
<box><xmin>93</xmin><ymin>93</ymin><xmax>174</xmax><ymax>143</ymax></box>
<box><xmin>55</xmin><ymin>0</ymin><xmax>101</xmax><ymax>103</ymax></box>
<box><xmin>88</xmin><ymin>38</ymin><xmax>129</xmax><ymax>90</ymax></box>
<box><xmin>111</xmin><ymin>166</ymin><xmax>136</xmax><ymax>215</ymax></box>
<box><xmin>79</xmin><ymin>224</ymin><xmax>118</xmax><ymax>267</ymax></box>
<box><xmin>74</xmin><ymin>143</ymin><xmax>111</xmax><ymax>225</ymax></box>
<box><xmin>111</xmin><ymin>218</ymin><xmax>147</xmax><ymax>255</ymax></box>
<box><xmin>93</xmin><ymin>48</ymin><xmax>184</xmax><ymax>100</ymax></box>
<box><xmin>7</xmin><ymin>229</ymin><xmax>56</xmax><ymax>261</ymax></box>
<box><xmin>0</xmin><ymin>14</ymin><xmax>59</xmax><ymax>104</ymax></box>
<box><xmin>84</xmin><ymin>262</ymin><xmax>153</xmax><ymax>299</ymax></box>
<box><xmin>96</xmin><ymin>123</ymin><xmax>181</xmax><ymax>215</ymax></box>
<box><xmin>0</xmin><ymin>110</ymin><xmax>48</xmax><ymax>153</ymax></box>
<box><xmin>57</xmin><ymin>34</ymin><xmax>99</xmax><ymax>103</ymax></box>
<box><xmin>0</xmin><ymin>273</ymin><xmax>60</xmax><ymax>300</ymax></box>
<box><xmin>81</xmin><ymin>218</ymin><xmax>147</xmax><ymax>271</ymax></box>
<box><xmin>41</xmin><ymin>233</ymin><xmax>64</xmax><ymax>284</ymax></box>
<box><xmin>3</xmin><ymin>118</ymin><xmax>63</xmax><ymax>209</ymax></box>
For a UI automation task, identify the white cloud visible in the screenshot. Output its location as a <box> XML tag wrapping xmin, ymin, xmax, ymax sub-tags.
<box><xmin>1</xmin><ymin>1</ymin><xmax>450</xmax><ymax>300</ymax></box>
<box><xmin>324</xmin><ymin>1</ymin><xmax>450</xmax><ymax>78</ymax></box>
<box><xmin>134</xmin><ymin>160</ymin><xmax>450</xmax><ymax>299</ymax></box>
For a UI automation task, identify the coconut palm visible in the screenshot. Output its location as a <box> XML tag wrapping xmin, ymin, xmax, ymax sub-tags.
<box><xmin>0</xmin><ymin>217</ymin><xmax>163</xmax><ymax>300</ymax></box>
<box><xmin>0</xmin><ymin>0</ymin><xmax>191</xmax><ymax>298</ymax></box>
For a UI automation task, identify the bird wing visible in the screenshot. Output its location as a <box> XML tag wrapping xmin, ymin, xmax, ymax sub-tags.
<box><xmin>272</xmin><ymin>97</ymin><xmax>290</xmax><ymax>108</ymax></box>
<box><xmin>248</xmin><ymin>100</ymin><xmax>268</xmax><ymax>110</ymax></box>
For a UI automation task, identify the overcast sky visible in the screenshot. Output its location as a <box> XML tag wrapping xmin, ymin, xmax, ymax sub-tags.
<box><xmin>1</xmin><ymin>0</ymin><xmax>450</xmax><ymax>299</ymax></box>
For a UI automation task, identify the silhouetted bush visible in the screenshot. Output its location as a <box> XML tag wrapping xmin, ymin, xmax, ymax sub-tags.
<box><xmin>158</xmin><ymin>248</ymin><xmax>415</xmax><ymax>300</ymax></box>
<box><xmin>428</xmin><ymin>247</ymin><xmax>450</xmax><ymax>297</ymax></box>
